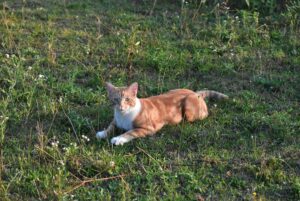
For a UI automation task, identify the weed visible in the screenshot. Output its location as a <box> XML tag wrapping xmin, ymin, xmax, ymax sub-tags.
<box><xmin>0</xmin><ymin>0</ymin><xmax>299</xmax><ymax>200</ymax></box>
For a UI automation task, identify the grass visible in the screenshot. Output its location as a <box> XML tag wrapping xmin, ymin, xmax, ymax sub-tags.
<box><xmin>0</xmin><ymin>0</ymin><xmax>299</xmax><ymax>200</ymax></box>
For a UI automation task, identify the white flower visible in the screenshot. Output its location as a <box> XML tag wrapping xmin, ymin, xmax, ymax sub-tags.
<box><xmin>51</xmin><ymin>141</ymin><xmax>58</xmax><ymax>147</ymax></box>
<box><xmin>81</xmin><ymin>135</ymin><xmax>90</xmax><ymax>142</ymax></box>
<box><xmin>28</xmin><ymin>66</ymin><xmax>32</xmax><ymax>70</ymax></box>
<box><xmin>70</xmin><ymin>142</ymin><xmax>77</xmax><ymax>147</ymax></box>
<box><xmin>51</xmin><ymin>139</ymin><xmax>59</xmax><ymax>147</ymax></box>
<box><xmin>5</xmin><ymin>54</ymin><xmax>10</xmax><ymax>58</ymax></box>
<box><xmin>37</xmin><ymin>74</ymin><xmax>47</xmax><ymax>81</ymax></box>
<box><xmin>109</xmin><ymin>161</ymin><xmax>115</xmax><ymax>167</ymax></box>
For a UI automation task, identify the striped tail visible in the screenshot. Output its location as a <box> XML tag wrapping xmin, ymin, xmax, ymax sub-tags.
<box><xmin>196</xmin><ymin>90</ymin><xmax>229</xmax><ymax>100</ymax></box>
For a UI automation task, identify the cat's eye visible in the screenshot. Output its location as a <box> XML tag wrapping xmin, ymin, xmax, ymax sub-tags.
<box><xmin>125</xmin><ymin>97</ymin><xmax>130</xmax><ymax>102</ymax></box>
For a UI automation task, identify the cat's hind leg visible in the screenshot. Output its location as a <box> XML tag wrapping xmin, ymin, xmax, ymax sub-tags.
<box><xmin>183</xmin><ymin>94</ymin><xmax>208</xmax><ymax>122</ymax></box>
<box><xmin>197</xmin><ymin>97</ymin><xmax>209</xmax><ymax>120</ymax></box>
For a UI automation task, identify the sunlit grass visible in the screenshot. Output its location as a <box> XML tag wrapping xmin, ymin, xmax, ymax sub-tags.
<box><xmin>0</xmin><ymin>0</ymin><xmax>299</xmax><ymax>200</ymax></box>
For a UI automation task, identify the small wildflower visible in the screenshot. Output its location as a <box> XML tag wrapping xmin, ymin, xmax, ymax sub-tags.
<box><xmin>226</xmin><ymin>171</ymin><xmax>232</xmax><ymax>177</ymax></box>
<box><xmin>81</xmin><ymin>134</ymin><xmax>90</xmax><ymax>142</ymax></box>
<box><xmin>252</xmin><ymin>192</ymin><xmax>257</xmax><ymax>196</ymax></box>
<box><xmin>70</xmin><ymin>142</ymin><xmax>77</xmax><ymax>147</ymax></box>
<box><xmin>38</xmin><ymin>74</ymin><xmax>47</xmax><ymax>81</ymax></box>
<box><xmin>251</xmin><ymin>135</ymin><xmax>254</xmax><ymax>139</ymax></box>
<box><xmin>59</xmin><ymin>160</ymin><xmax>65</xmax><ymax>166</ymax></box>
<box><xmin>109</xmin><ymin>161</ymin><xmax>115</xmax><ymax>168</ymax></box>
<box><xmin>0</xmin><ymin>116</ymin><xmax>8</xmax><ymax>121</ymax></box>
<box><xmin>5</xmin><ymin>54</ymin><xmax>10</xmax><ymax>58</ymax></box>
<box><xmin>51</xmin><ymin>137</ymin><xmax>59</xmax><ymax>148</ymax></box>
<box><xmin>230</xmin><ymin>53</ymin><xmax>234</xmax><ymax>56</ymax></box>
<box><xmin>28</xmin><ymin>66</ymin><xmax>32</xmax><ymax>70</ymax></box>
<box><xmin>235</xmin><ymin>16</ymin><xmax>239</xmax><ymax>20</ymax></box>
<box><xmin>51</xmin><ymin>141</ymin><xmax>59</xmax><ymax>147</ymax></box>
<box><xmin>214</xmin><ymin>104</ymin><xmax>217</xmax><ymax>107</ymax></box>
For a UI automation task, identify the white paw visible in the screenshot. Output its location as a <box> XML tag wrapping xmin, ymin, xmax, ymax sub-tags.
<box><xmin>111</xmin><ymin>136</ymin><xmax>130</xmax><ymax>145</ymax></box>
<box><xmin>96</xmin><ymin>131</ymin><xmax>107</xmax><ymax>139</ymax></box>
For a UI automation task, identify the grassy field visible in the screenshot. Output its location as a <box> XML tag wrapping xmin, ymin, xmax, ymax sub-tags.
<box><xmin>0</xmin><ymin>0</ymin><xmax>299</xmax><ymax>200</ymax></box>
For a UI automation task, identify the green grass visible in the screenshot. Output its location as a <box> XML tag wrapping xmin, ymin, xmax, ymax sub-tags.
<box><xmin>0</xmin><ymin>0</ymin><xmax>299</xmax><ymax>200</ymax></box>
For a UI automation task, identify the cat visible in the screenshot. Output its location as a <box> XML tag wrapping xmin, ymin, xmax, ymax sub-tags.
<box><xmin>96</xmin><ymin>82</ymin><xmax>228</xmax><ymax>145</ymax></box>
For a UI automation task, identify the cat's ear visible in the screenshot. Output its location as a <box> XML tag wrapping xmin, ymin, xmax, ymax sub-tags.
<box><xmin>128</xmin><ymin>82</ymin><xmax>138</xmax><ymax>96</ymax></box>
<box><xmin>105</xmin><ymin>82</ymin><xmax>116</xmax><ymax>96</ymax></box>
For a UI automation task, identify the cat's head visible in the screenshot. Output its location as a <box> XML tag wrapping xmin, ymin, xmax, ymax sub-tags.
<box><xmin>105</xmin><ymin>82</ymin><xmax>139</xmax><ymax>113</ymax></box>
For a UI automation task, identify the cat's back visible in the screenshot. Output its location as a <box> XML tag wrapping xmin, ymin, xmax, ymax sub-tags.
<box><xmin>139</xmin><ymin>89</ymin><xmax>194</xmax><ymax>108</ymax></box>
<box><xmin>146</xmin><ymin>89</ymin><xmax>194</xmax><ymax>101</ymax></box>
<box><xmin>134</xmin><ymin>89</ymin><xmax>193</xmax><ymax>130</ymax></box>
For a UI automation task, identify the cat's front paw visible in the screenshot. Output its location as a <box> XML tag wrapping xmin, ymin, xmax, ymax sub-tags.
<box><xmin>96</xmin><ymin>130</ymin><xmax>107</xmax><ymax>139</ymax></box>
<box><xmin>111</xmin><ymin>135</ymin><xmax>130</xmax><ymax>145</ymax></box>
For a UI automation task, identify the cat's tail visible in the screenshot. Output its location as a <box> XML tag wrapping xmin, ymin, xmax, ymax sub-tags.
<box><xmin>196</xmin><ymin>90</ymin><xmax>229</xmax><ymax>100</ymax></box>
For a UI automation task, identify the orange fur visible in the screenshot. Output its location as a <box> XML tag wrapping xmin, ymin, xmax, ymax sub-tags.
<box><xmin>96</xmin><ymin>82</ymin><xmax>228</xmax><ymax>145</ymax></box>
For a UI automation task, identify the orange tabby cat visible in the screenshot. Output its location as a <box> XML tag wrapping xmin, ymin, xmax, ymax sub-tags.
<box><xmin>96</xmin><ymin>82</ymin><xmax>228</xmax><ymax>145</ymax></box>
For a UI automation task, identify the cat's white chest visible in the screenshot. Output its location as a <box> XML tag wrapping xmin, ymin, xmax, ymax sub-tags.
<box><xmin>114</xmin><ymin>99</ymin><xmax>141</xmax><ymax>131</ymax></box>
